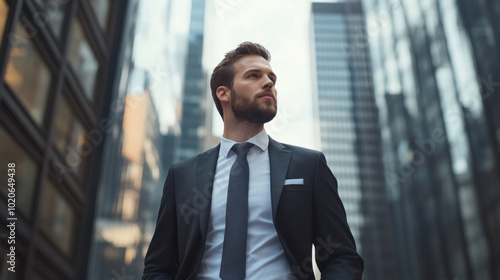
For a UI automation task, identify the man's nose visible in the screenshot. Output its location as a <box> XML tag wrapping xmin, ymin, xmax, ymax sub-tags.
<box><xmin>262</xmin><ymin>76</ymin><xmax>274</xmax><ymax>89</ymax></box>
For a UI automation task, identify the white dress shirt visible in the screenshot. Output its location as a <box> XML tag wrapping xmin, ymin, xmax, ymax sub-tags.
<box><xmin>197</xmin><ymin>129</ymin><xmax>294</xmax><ymax>279</ymax></box>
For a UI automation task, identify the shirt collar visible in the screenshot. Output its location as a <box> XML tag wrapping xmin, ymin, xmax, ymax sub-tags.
<box><xmin>220</xmin><ymin>129</ymin><xmax>269</xmax><ymax>158</ymax></box>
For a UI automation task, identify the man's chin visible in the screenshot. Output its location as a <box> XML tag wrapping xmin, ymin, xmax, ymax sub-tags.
<box><xmin>232</xmin><ymin>100</ymin><xmax>277</xmax><ymax>123</ymax></box>
<box><xmin>237</xmin><ymin>110</ymin><xmax>276</xmax><ymax>124</ymax></box>
<box><xmin>259</xmin><ymin>103</ymin><xmax>277</xmax><ymax>114</ymax></box>
<box><xmin>254</xmin><ymin>110</ymin><xmax>277</xmax><ymax>124</ymax></box>
<box><xmin>260</xmin><ymin>98</ymin><xmax>277</xmax><ymax>108</ymax></box>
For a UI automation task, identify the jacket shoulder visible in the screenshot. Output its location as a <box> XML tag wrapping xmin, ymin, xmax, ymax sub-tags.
<box><xmin>268</xmin><ymin>137</ymin><xmax>323</xmax><ymax>164</ymax></box>
<box><xmin>281</xmin><ymin>143</ymin><xmax>321</xmax><ymax>155</ymax></box>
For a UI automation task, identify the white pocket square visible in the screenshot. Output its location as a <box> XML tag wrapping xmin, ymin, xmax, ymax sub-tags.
<box><xmin>284</xmin><ymin>178</ymin><xmax>304</xmax><ymax>185</ymax></box>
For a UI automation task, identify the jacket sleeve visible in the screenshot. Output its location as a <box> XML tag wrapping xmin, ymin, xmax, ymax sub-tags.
<box><xmin>142</xmin><ymin>165</ymin><xmax>179</xmax><ymax>280</ymax></box>
<box><xmin>313</xmin><ymin>152</ymin><xmax>364</xmax><ymax>279</ymax></box>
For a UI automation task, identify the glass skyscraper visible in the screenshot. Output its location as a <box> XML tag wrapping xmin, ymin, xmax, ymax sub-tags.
<box><xmin>85</xmin><ymin>1</ymin><xmax>175</xmax><ymax>279</ymax></box>
<box><xmin>0</xmin><ymin>0</ymin><xmax>131</xmax><ymax>279</ymax></box>
<box><xmin>311</xmin><ymin>2</ymin><xmax>399</xmax><ymax>279</ymax></box>
<box><xmin>363</xmin><ymin>0</ymin><xmax>500</xmax><ymax>279</ymax></box>
<box><xmin>178</xmin><ymin>0</ymin><xmax>208</xmax><ymax>161</ymax></box>
<box><xmin>87</xmin><ymin>70</ymin><xmax>164</xmax><ymax>280</ymax></box>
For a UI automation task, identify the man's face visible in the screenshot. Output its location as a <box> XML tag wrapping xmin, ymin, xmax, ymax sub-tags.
<box><xmin>230</xmin><ymin>55</ymin><xmax>278</xmax><ymax>123</ymax></box>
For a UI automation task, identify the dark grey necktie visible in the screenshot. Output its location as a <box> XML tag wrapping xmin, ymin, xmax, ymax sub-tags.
<box><xmin>220</xmin><ymin>142</ymin><xmax>254</xmax><ymax>280</ymax></box>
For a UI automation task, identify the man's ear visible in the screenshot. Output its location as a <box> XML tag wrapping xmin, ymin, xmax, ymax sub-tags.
<box><xmin>216</xmin><ymin>86</ymin><xmax>230</xmax><ymax>103</ymax></box>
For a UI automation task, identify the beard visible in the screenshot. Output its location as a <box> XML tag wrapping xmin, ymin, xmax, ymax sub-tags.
<box><xmin>230</xmin><ymin>87</ymin><xmax>277</xmax><ymax>124</ymax></box>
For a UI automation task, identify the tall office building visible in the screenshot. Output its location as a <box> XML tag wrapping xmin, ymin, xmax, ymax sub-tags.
<box><xmin>86</xmin><ymin>69</ymin><xmax>164</xmax><ymax>279</ymax></box>
<box><xmin>363</xmin><ymin>0</ymin><xmax>500</xmax><ymax>279</ymax></box>
<box><xmin>178</xmin><ymin>0</ymin><xmax>208</xmax><ymax>161</ymax></box>
<box><xmin>86</xmin><ymin>0</ymin><xmax>183</xmax><ymax>279</ymax></box>
<box><xmin>454</xmin><ymin>1</ymin><xmax>500</xmax><ymax>278</ymax></box>
<box><xmin>0</xmin><ymin>0</ymin><xmax>131</xmax><ymax>279</ymax></box>
<box><xmin>311</xmin><ymin>2</ymin><xmax>398</xmax><ymax>279</ymax></box>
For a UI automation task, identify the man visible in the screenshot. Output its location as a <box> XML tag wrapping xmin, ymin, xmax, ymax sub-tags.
<box><xmin>143</xmin><ymin>42</ymin><xmax>363</xmax><ymax>280</ymax></box>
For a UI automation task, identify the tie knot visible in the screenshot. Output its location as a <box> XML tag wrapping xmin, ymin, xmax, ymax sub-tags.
<box><xmin>232</xmin><ymin>142</ymin><xmax>254</xmax><ymax>156</ymax></box>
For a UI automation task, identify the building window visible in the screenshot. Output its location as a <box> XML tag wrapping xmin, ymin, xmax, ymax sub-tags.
<box><xmin>52</xmin><ymin>94</ymin><xmax>89</xmax><ymax>180</ymax></box>
<box><xmin>32</xmin><ymin>0</ymin><xmax>67</xmax><ymax>39</ymax></box>
<box><xmin>66</xmin><ymin>18</ymin><xmax>99</xmax><ymax>100</ymax></box>
<box><xmin>0</xmin><ymin>125</ymin><xmax>37</xmax><ymax>219</ymax></box>
<box><xmin>88</xmin><ymin>0</ymin><xmax>111</xmax><ymax>31</ymax></box>
<box><xmin>38</xmin><ymin>179</ymin><xmax>77</xmax><ymax>256</ymax></box>
<box><xmin>4</xmin><ymin>20</ymin><xmax>52</xmax><ymax>127</ymax></box>
<box><xmin>0</xmin><ymin>0</ymin><xmax>8</xmax><ymax>45</ymax></box>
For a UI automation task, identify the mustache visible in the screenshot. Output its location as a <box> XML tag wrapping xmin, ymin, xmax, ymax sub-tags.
<box><xmin>256</xmin><ymin>90</ymin><xmax>276</xmax><ymax>100</ymax></box>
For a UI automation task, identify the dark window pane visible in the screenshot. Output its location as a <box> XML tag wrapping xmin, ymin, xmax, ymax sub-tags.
<box><xmin>38</xmin><ymin>179</ymin><xmax>77</xmax><ymax>256</ymax></box>
<box><xmin>89</xmin><ymin>0</ymin><xmax>110</xmax><ymax>30</ymax></box>
<box><xmin>0</xmin><ymin>125</ymin><xmax>37</xmax><ymax>219</ymax></box>
<box><xmin>0</xmin><ymin>0</ymin><xmax>8</xmax><ymax>45</ymax></box>
<box><xmin>33</xmin><ymin>0</ymin><xmax>67</xmax><ymax>38</ymax></box>
<box><xmin>4</xmin><ymin>21</ymin><xmax>52</xmax><ymax>126</ymax></box>
<box><xmin>52</xmin><ymin>94</ymin><xmax>89</xmax><ymax>179</ymax></box>
<box><xmin>67</xmin><ymin>19</ymin><xmax>99</xmax><ymax>100</ymax></box>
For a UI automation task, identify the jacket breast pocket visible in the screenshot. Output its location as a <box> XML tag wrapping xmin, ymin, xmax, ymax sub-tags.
<box><xmin>282</xmin><ymin>184</ymin><xmax>310</xmax><ymax>192</ymax></box>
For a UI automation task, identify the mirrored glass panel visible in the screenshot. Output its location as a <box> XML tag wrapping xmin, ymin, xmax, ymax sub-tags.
<box><xmin>38</xmin><ymin>179</ymin><xmax>77</xmax><ymax>256</ymax></box>
<box><xmin>33</xmin><ymin>0</ymin><xmax>67</xmax><ymax>38</ymax></box>
<box><xmin>0</xmin><ymin>0</ymin><xmax>8</xmax><ymax>45</ymax></box>
<box><xmin>4</xmin><ymin>21</ymin><xmax>52</xmax><ymax>126</ymax></box>
<box><xmin>67</xmin><ymin>19</ymin><xmax>99</xmax><ymax>100</ymax></box>
<box><xmin>52</xmin><ymin>94</ymin><xmax>89</xmax><ymax>180</ymax></box>
<box><xmin>89</xmin><ymin>0</ymin><xmax>110</xmax><ymax>30</ymax></box>
<box><xmin>0</xmin><ymin>125</ymin><xmax>37</xmax><ymax>218</ymax></box>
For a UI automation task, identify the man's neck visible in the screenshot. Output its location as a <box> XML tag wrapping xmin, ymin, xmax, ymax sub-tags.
<box><xmin>222</xmin><ymin>118</ymin><xmax>264</xmax><ymax>143</ymax></box>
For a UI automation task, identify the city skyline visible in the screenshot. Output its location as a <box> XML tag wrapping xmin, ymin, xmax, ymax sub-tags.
<box><xmin>0</xmin><ymin>0</ymin><xmax>499</xmax><ymax>279</ymax></box>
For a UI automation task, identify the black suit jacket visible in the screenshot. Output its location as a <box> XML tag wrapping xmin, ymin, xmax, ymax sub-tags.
<box><xmin>143</xmin><ymin>137</ymin><xmax>363</xmax><ymax>279</ymax></box>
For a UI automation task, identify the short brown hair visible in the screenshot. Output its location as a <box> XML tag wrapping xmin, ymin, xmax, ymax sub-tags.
<box><xmin>210</xmin><ymin>42</ymin><xmax>271</xmax><ymax>118</ymax></box>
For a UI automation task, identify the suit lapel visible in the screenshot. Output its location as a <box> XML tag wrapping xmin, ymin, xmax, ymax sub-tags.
<box><xmin>268</xmin><ymin>137</ymin><xmax>292</xmax><ymax>220</ymax></box>
<box><xmin>196</xmin><ymin>144</ymin><xmax>220</xmax><ymax>240</ymax></box>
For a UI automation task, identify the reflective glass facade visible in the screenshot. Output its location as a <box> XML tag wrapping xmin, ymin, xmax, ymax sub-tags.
<box><xmin>87</xmin><ymin>87</ymin><xmax>164</xmax><ymax>279</ymax></box>
<box><xmin>85</xmin><ymin>0</ymin><xmax>175</xmax><ymax>278</ymax></box>
<box><xmin>0</xmin><ymin>0</ymin><xmax>131</xmax><ymax>279</ymax></box>
<box><xmin>66</xmin><ymin>18</ymin><xmax>99</xmax><ymax>100</ymax></box>
<box><xmin>178</xmin><ymin>0</ymin><xmax>207</xmax><ymax>161</ymax></box>
<box><xmin>363</xmin><ymin>0</ymin><xmax>500</xmax><ymax>279</ymax></box>
<box><xmin>312</xmin><ymin>2</ymin><xmax>398</xmax><ymax>279</ymax></box>
<box><xmin>4</xmin><ymin>21</ymin><xmax>52</xmax><ymax>127</ymax></box>
<box><xmin>32</xmin><ymin>0</ymin><xmax>66</xmax><ymax>39</ymax></box>
<box><xmin>88</xmin><ymin>0</ymin><xmax>110</xmax><ymax>30</ymax></box>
